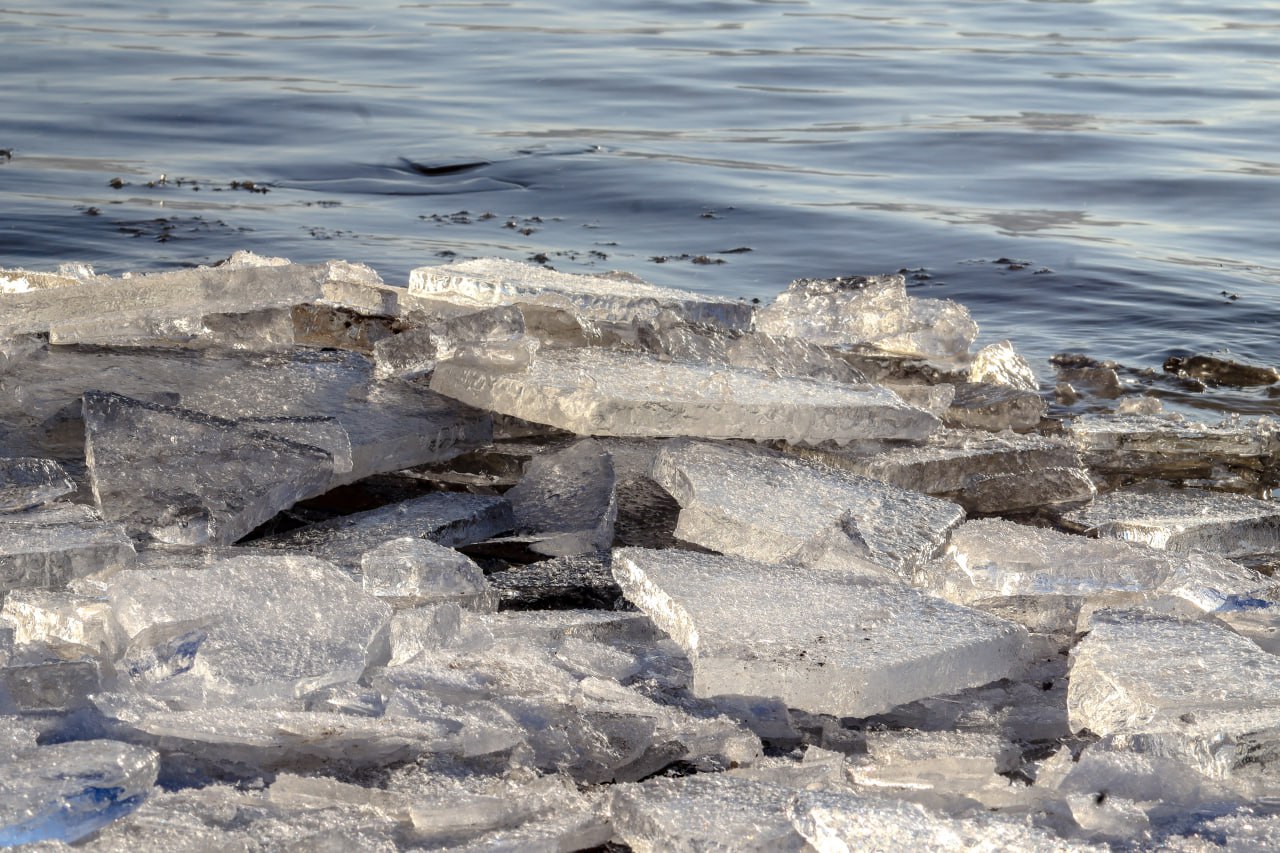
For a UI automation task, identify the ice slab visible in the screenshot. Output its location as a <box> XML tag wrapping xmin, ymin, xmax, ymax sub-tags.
<box><xmin>0</xmin><ymin>502</ymin><xmax>136</xmax><ymax>593</ymax></box>
<box><xmin>969</xmin><ymin>339</ymin><xmax>1039</xmax><ymax>391</ymax></box>
<box><xmin>373</xmin><ymin>305</ymin><xmax>525</xmax><ymax>380</ymax></box>
<box><xmin>795</xmin><ymin>430</ymin><xmax>1094</xmax><ymax>514</ymax></box>
<box><xmin>755</xmin><ymin>273</ymin><xmax>978</xmax><ymax>360</ymax></box>
<box><xmin>431</xmin><ymin>346</ymin><xmax>940</xmax><ymax>443</ymax></box>
<box><xmin>920</xmin><ymin>519</ymin><xmax>1272</xmax><ymax>620</ymax></box>
<box><xmin>1</xmin><ymin>651</ymin><xmax>101</xmax><ymax>712</ymax></box>
<box><xmin>0</xmin><ymin>739</ymin><xmax>158</xmax><ymax>846</ymax></box>
<box><xmin>853</xmin><ymin>729</ymin><xmax>1020</xmax><ymax>792</ymax></box>
<box><xmin>726</xmin><ymin>332</ymin><xmax>869</xmax><ymax>384</ymax></box>
<box><xmin>945</xmin><ymin>381</ymin><xmax>1046</xmax><ymax>432</ymax></box>
<box><xmin>1</xmin><ymin>588</ymin><xmax>121</xmax><ymax>659</ymax></box>
<box><xmin>361</xmin><ymin>536</ymin><xmax>493</xmax><ymax>609</ymax></box>
<box><xmin>105</xmin><ymin>554</ymin><xmax>391</xmax><ymax>703</ymax></box>
<box><xmin>650</xmin><ymin>440</ymin><xmax>964</xmax><ymax>577</ymax></box>
<box><xmin>48</xmin><ymin>307</ymin><xmax>297</xmax><ymax>350</ymax></box>
<box><xmin>84</xmin><ymin>391</ymin><xmax>335</xmax><ymax>546</ymax></box>
<box><xmin>1060</xmin><ymin>486</ymin><xmax>1280</xmax><ymax>557</ymax></box>
<box><xmin>248</xmin><ymin>491</ymin><xmax>514</xmax><ymax>574</ymax></box>
<box><xmin>1068</xmin><ymin>609</ymin><xmax>1280</xmax><ymax>778</ymax></box>
<box><xmin>409</xmin><ymin>257</ymin><xmax>754</xmax><ymax>330</ymax></box>
<box><xmin>613</xmin><ymin>547</ymin><xmax>1028</xmax><ymax>717</ymax></box>
<box><xmin>505</xmin><ymin>438</ymin><xmax>618</xmax><ymax>556</ymax></box>
<box><xmin>0</xmin><ymin>457</ymin><xmax>74</xmax><ymax>512</ymax></box>
<box><xmin>608</xmin><ymin>774</ymin><xmax>808</xmax><ymax>852</ymax></box>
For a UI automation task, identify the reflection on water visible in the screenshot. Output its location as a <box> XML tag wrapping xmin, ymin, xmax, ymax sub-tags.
<box><xmin>0</xmin><ymin>0</ymin><xmax>1277</xmax><ymax>405</ymax></box>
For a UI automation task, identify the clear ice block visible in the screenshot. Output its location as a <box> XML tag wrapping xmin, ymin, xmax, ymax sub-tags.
<box><xmin>1</xmin><ymin>588</ymin><xmax>121</xmax><ymax>658</ymax></box>
<box><xmin>504</xmin><ymin>438</ymin><xmax>618</xmax><ymax>556</ymax></box>
<box><xmin>613</xmin><ymin>547</ymin><xmax>1028</xmax><ymax>717</ymax></box>
<box><xmin>0</xmin><ymin>502</ymin><xmax>136</xmax><ymax>593</ymax></box>
<box><xmin>854</xmin><ymin>729</ymin><xmax>1020</xmax><ymax>793</ymax></box>
<box><xmin>0</xmin><ymin>457</ymin><xmax>74</xmax><ymax>512</ymax></box>
<box><xmin>361</xmin><ymin>537</ymin><xmax>493</xmax><ymax>609</ymax></box>
<box><xmin>726</xmin><ymin>332</ymin><xmax>869</xmax><ymax>384</ymax></box>
<box><xmin>430</xmin><ymin>346</ymin><xmax>940</xmax><ymax>443</ymax></box>
<box><xmin>84</xmin><ymin>391</ymin><xmax>336</xmax><ymax>546</ymax></box>
<box><xmin>1068</xmin><ymin>608</ymin><xmax>1280</xmax><ymax>778</ymax></box>
<box><xmin>650</xmin><ymin>440</ymin><xmax>964</xmax><ymax>576</ymax></box>
<box><xmin>794</xmin><ymin>429</ymin><xmax>1094</xmax><ymax>514</ymax></box>
<box><xmin>373</xmin><ymin>305</ymin><xmax>525</xmax><ymax>380</ymax></box>
<box><xmin>945</xmin><ymin>381</ymin><xmax>1046</xmax><ymax>432</ymax></box>
<box><xmin>408</xmin><ymin>257</ymin><xmax>754</xmax><ymax>330</ymax></box>
<box><xmin>1061</xmin><ymin>486</ymin><xmax>1280</xmax><ymax>557</ymax></box>
<box><xmin>0</xmin><ymin>739</ymin><xmax>158</xmax><ymax>846</ymax></box>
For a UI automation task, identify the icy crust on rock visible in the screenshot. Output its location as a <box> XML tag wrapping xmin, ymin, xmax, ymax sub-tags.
<box><xmin>249</xmin><ymin>491</ymin><xmax>514</xmax><ymax>574</ymax></box>
<box><xmin>650</xmin><ymin>439</ymin><xmax>964</xmax><ymax>576</ymax></box>
<box><xmin>613</xmin><ymin>547</ymin><xmax>1028</xmax><ymax>717</ymax></box>
<box><xmin>430</xmin><ymin>346</ymin><xmax>940</xmax><ymax>443</ymax></box>
<box><xmin>1061</xmin><ymin>487</ymin><xmax>1280</xmax><ymax>557</ymax></box>
<box><xmin>0</xmin><ymin>457</ymin><xmax>74</xmax><ymax>513</ymax></box>
<box><xmin>1068</xmin><ymin>609</ymin><xmax>1280</xmax><ymax>778</ymax></box>
<box><xmin>920</xmin><ymin>519</ymin><xmax>1273</xmax><ymax>616</ymax></box>
<box><xmin>755</xmin><ymin>273</ymin><xmax>979</xmax><ymax>360</ymax></box>
<box><xmin>0</xmin><ymin>503</ymin><xmax>135</xmax><ymax>593</ymax></box>
<box><xmin>0</xmin><ymin>739</ymin><xmax>159</xmax><ymax>846</ymax></box>
<box><xmin>409</xmin><ymin>257</ymin><xmax>755</xmax><ymax>330</ymax></box>
<box><xmin>504</xmin><ymin>437</ymin><xmax>618</xmax><ymax>556</ymax></box>
<box><xmin>795</xmin><ymin>429</ymin><xmax>1095</xmax><ymax>514</ymax></box>
<box><xmin>84</xmin><ymin>391</ymin><xmax>336</xmax><ymax>546</ymax></box>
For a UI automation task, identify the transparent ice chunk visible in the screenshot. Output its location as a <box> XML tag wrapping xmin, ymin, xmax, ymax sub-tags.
<box><xmin>969</xmin><ymin>339</ymin><xmax>1039</xmax><ymax>391</ymax></box>
<box><xmin>361</xmin><ymin>537</ymin><xmax>493</xmax><ymax>609</ymax></box>
<box><xmin>0</xmin><ymin>457</ymin><xmax>74</xmax><ymax>512</ymax></box>
<box><xmin>431</xmin><ymin>346</ymin><xmax>940</xmax><ymax>443</ymax></box>
<box><xmin>650</xmin><ymin>440</ymin><xmax>964</xmax><ymax>577</ymax></box>
<box><xmin>1</xmin><ymin>588</ymin><xmax>121</xmax><ymax>659</ymax></box>
<box><xmin>1068</xmin><ymin>608</ymin><xmax>1280</xmax><ymax>778</ymax></box>
<box><xmin>48</xmin><ymin>307</ymin><xmax>296</xmax><ymax>350</ymax></box>
<box><xmin>726</xmin><ymin>332</ymin><xmax>869</xmax><ymax>384</ymax></box>
<box><xmin>504</xmin><ymin>438</ymin><xmax>618</xmax><ymax>556</ymax></box>
<box><xmin>613</xmin><ymin>547</ymin><xmax>1028</xmax><ymax>717</ymax></box>
<box><xmin>945</xmin><ymin>381</ymin><xmax>1046</xmax><ymax>432</ymax></box>
<box><xmin>755</xmin><ymin>273</ymin><xmax>978</xmax><ymax>360</ymax></box>
<box><xmin>795</xmin><ymin>429</ymin><xmax>1094</xmax><ymax>514</ymax></box>
<box><xmin>852</xmin><ymin>729</ymin><xmax>1020</xmax><ymax>793</ymax></box>
<box><xmin>1060</xmin><ymin>486</ymin><xmax>1280</xmax><ymax>557</ymax></box>
<box><xmin>84</xmin><ymin>391</ymin><xmax>335</xmax><ymax>546</ymax></box>
<box><xmin>1</xmin><ymin>650</ymin><xmax>101</xmax><ymax>712</ymax></box>
<box><xmin>408</xmin><ymin>257</ymin><xmax>754</xmax><ymax>330</ymax></box>
<box><xmin>0</xmin><ymin>739</ymin><xmax>158</xmax><ymax>846</ymax></box>
<box><xmin>373</xmin><ymin>305</ymin><xmax>525</xmax><ymax>380</ymax></box>
<box><xmin>248</xmin><ymin>491</ymin><xmax>514</xmax><ymax>574</ymax></box>
<box><xmin>105</xmin><ymin>554</ymin><xmax>391</xmax><ymax>703</ymax></box>
<box><xmin>0</xmin><ymin>502</ymin><xmax>136</xmax><ymax>594</ymax></box>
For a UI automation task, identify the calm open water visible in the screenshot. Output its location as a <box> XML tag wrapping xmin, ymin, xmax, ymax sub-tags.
<box><xmin>2</xmin><ymin>0</ymin><xmax>1278</xmax><ymax>406</ymax></box>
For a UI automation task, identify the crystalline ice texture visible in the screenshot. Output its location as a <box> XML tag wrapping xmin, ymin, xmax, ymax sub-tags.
<box><xmin>1061</xmin><ymin>487</ymin><xmax>1280</xmax><ymax>557</ymax></box>
<box><xmin>408</xmin><ymin>257</ymin><xmax>755</xmax><ymax>330</ymax></box>
<box><xmin>854</xmin><ymin>729</ymin><xmax>1020</xmax><ymax>792</ymax></box>
<box><xmin>608</xmin><ymin>774</ymin><xmax>808</xmax><ymax>853</ymax></box>
<box><xmin>0</xmin><ymin>503</ymin><xmax>136</xmax><ymax>593</ymax></box>
<box><xmin>1</xmin><ymin>589</ymin><xmax>121</xmax><ymax>658</ymax></box>
<box><xmin>922</xmin><ymin>519</ymin><xmax>1270</xmax><ymax>619</ymax></box>
<box><xmin>1067</xmin><ymin>609</ymin><xmax>1280</xmax><ymax>778</ymax></box>
<box><xmin>945</xmin><ymin>382</ymin><xmax>1046</xmax><ymax>432</ymax></box>
<box><xmin>726</xmin><ymin>332</ymin><xmax>869</xmax><ymax>384</ymax></box>
<box><xmin>433</xmin><ymin>346</ymin><xmax>940</xmax><ymax>444</ymax></box>
<box><xmin>106</xmin><ymin>554</ymin><xmax>391</xmax><ymax>702</ymax></box>
<box><xmin>0</xmin><ymin>457</ymin><xmax>75</xmax><ymax>512</ymax></box>
<box><xmin>84</xmin><ymin>391</ymin><xmax>335</xmax><ymax>546</ymax></box>
<box><xmin>969</xmin><ymin>340</ymin><xmax>1039</xmax><ymax>391</ymax></box>
<box><xmin>1066</xmin><ymin>413</ymin><xmax>1279</xmax><ymax>483</ymax></box>
<box><xmin>361</xmin><ymin>537</ymin><xmax>492</xmax><ymax>609</ymax></box>
<box><xmin>754</xmin><ymin>274</ymin><xmax>978</xmax><ymax>360</ymax></box>
<box><xmin>47</xmin><ymin>307</ymin><xmax>297</xmax><ymax>350</ymax></box>
<box><xmin>1</xmin><ymin>653</ymin><xmax>101</xmax><ymax>711</ymax></box>
<box><xmin>613</xmin><ymin>547</ymin><xmax>1028</xmax><ymax>717</ymax></box>
<box><xmin>505</xmin><ymin>438</ymin><xmax>618</xmax><ymax>556</ymax></box>
<box><xmin>650</xmin><ymin>440</ymin><xmax>964</xmax><ymax>577</ymax></box>
<box><xmin>795</xmin><ymin>430</ymin><xmax>1094</xmax><ymax>514</ymax></box>
<box><xmin>249</xmin><ymin>491</ymin><xmax>514</xmax><ymax>573</ymax></box>
<box><xmin>0</xmin><ymin>260</ymin><xmax>335</xmax><ymax>339</ymax></box>
<box><xmin>374</xmin><ymin>305</ymin><xmax>525</xmax><ymax>380</ymax></box>
<box><xmin>0</xmin><ymin>739</ymin><xmax>158</xmax><ymax>845</ymax></box>
<box><xmin>786</xmin><ymin>789</ymin><xmax>1094</xmax><ymax>853</ymax></box>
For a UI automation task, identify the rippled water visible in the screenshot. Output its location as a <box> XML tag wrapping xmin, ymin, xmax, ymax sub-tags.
<box><xmin>3</xmin><ymin>0</ymin><xmax>1278</xmax><ymax>404</ymax></box>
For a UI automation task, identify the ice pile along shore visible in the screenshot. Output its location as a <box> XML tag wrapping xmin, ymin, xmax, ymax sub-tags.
<box><xmin>2</xmin><ymin>254</ymin><xmax>1280</xmax><ymax>850</ymax></box>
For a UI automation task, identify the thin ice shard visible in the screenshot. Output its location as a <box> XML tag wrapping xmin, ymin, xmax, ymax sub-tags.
<box><xmin>249</xmin><ymin>491</ymin><xmax>514</xmax><ymax>573</ymax></box>
<box><xmin>793</xmin><ymin>429</ymin><xmax>1094</xmax><ymax>514</ymax></box>
<box><xmin>0</xmin><ymin>457</ymin><xmax>75</xmax><ymax>512</ymax></box>
<box><xmin>431</xmin><ymin>347</ymin><xmax>940</xmax><ymax>444</ymax></box>
<box><xmin>409</xmin><ymin>257</ymin><xmax>754</xmax><ymax>330</ymax></box>
<box><xmin>84</xmin><ymin>391</ymin><xmax>335</xmax><ymax>546</ymax></box>
<box><xmin>1068</xmin><ymin>609</ymin><xmax>1280</xmax><ymax>778</ymax></box>
<box><xmin>613</xmin><ymin>547</ymin><xmax>1028</xmax><ymax>717</ymax></box>
<box><xmin>0</xmin><ymin>740</ymin><xmax>159</xmax><ymax>846</ymax></box>
<box><xmin>505</xmin><ymin>438</ymin><xmax>618</xmax><ymax>556</ymax></box>
<box><xmin>650</xmin><ymin>440</ymin><xmax>964</xmax><ymax>577</ymax></box>
<box><xmin>0</xmin><ymin>503</ymin><xmax>136</xmax><ymax>593</ymax></box>
<box><xmin>1061</xmin><ymin>486</ymin><xmax>1280</xmax><ymax>557</ymax></box>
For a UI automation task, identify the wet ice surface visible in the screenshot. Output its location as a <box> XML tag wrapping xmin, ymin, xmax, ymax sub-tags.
<box><xmin>4</xmin><ymin>257</ymin><xmax>1280</xmax><ymax>850</ymax></box>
